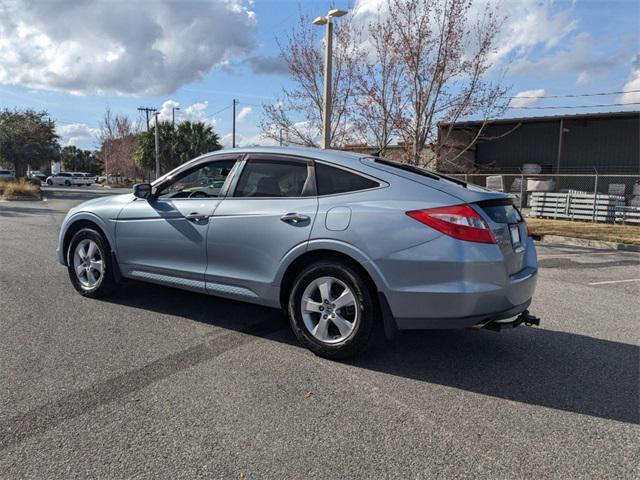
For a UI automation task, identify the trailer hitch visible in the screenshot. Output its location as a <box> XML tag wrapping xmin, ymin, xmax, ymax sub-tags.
<box><xmin>483</xmin><ymin>310</ymin><xmax>540</xmax><ymax>332</ymax></box>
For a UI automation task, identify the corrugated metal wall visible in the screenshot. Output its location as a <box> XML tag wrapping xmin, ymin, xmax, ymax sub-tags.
<box><xmin>475</xmin><ymin>122</ymin><xmax>559</xmax><ymax>172</ymax></box>
<box><xmin>562</xmin><ymin>117</ymin><xmax>639</xmax><ymax>173</ymax></box>
<box><xmin>473</xmin><ymin>115</ymin><xmax>639</xmax><ymax>173</ymax></box>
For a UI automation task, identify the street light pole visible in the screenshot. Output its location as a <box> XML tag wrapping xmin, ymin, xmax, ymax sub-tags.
<box><xmin>172</xmin><ymin>107</ymin><xmax>180</xmax><ymax>130</ymax></box>
<box><xmin>313</xmin><ymin>9</ymin><xmax>347</xmax><ymax>150</ymax></box>
<box><xmin>232</xmin><ymin>99</ymin><xmax>238</xmax><ymax>148</ymax></box>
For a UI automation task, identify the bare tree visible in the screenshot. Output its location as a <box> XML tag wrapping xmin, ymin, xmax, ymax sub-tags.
<box><xmin>261</xmin><ymin>0</ymin><xmax>509</xmax><ymax>168</ymax></box>
<box><xmin>390</xmin><ymin>0</ymin><xmax>509</xmax><ymax>166</ymax></box>
<box><xmin>260</xmin><ymin>7</ymin><xmax>361</xmax><ymax>148</ymax></box>
<box><xmin>351</xmin><ymin>11</ymin><xmax>405</xmax><ymax>155</ymax></box>
<box><xmin>97</xmin><ymin>108</ymin><xmax>142</xmax><ymax>179</ymax></box>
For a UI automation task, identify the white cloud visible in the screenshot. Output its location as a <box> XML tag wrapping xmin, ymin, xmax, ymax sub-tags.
<box><xmin>353</xmin><ymin>0</ymin><xmax>578</xmax><ymax>66</ymax></box>
<box><xmin>618</xmin><ymin>55</ymin><xmax>640</xmax><ymax>104</ymax></box>
<box><xmin>236</xmin><ymin>106</ymin><xmax>252</xmax><ymax>123</ymax></box>
<box><xmin>511</xmin><ymin>32</ymin><xmax>630</xmax><ymax>79</ymax></box>
<box><xmin>576</xmin><ymin>72</ymin><xmax>590</xmax><ymax>86</ymax></box>
<box><xmin>220</xmin><ymin>131</ymin><xmax>279</xmax><ymax>148</ymax></box>
<box><xmin>154</xmin><ymin>99</ymin><xmax>218</xmax><ymax>127</ymax></box>
<box><xmin>0</xmin><ymin>0</ymin><xmax>257</xmax><ymax>95</ymax></box>
<box><xmin>56</xmin><ymin>123</ymin><xmax>99</xmax><ymax>150</ymax></box>
<box><xmin>510</xmin><ymin>89</ymin><xmax>545</xmax><ymax>108</ymax></box>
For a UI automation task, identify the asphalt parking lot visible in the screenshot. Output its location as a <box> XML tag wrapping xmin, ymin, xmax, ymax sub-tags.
<box><xmin>1</xmin><ymin>186</ymin><xmax>638</xmax><ymax>479</ymax></box>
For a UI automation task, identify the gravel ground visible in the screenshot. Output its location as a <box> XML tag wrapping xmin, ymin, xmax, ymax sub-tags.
<box><xmin>1</xmin><ymin>188</ymin><xmax>638</xmax><ymax>479</ymax></box>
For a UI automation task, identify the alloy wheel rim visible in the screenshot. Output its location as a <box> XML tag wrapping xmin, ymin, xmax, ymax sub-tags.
<box><xmin>300</xmin><ymin>276</ymin><xmax>359</xmax><ymax>344</ymax></box>
<box><xmin>73</xmin><ymin>239</ymin><xmax>104</xmax><ymax>290</ymax></box>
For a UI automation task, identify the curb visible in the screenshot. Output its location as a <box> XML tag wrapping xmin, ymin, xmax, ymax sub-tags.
<box><xmin>537</xmin><ymin>234</ymin><xmax>640</xmax><ymax>252</ymax></box>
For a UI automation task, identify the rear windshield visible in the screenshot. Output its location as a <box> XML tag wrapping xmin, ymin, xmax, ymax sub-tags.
<box><xmin>478</xmin><ymin>199</ymin><xmax>522</xmax><ymax>224</ymax></box>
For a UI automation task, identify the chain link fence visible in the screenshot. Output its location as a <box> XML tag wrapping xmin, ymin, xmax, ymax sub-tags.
<box><xmin>445</xmin><ymin>170</ymin><xmax>640</xmax><ymax>225</ymax></box>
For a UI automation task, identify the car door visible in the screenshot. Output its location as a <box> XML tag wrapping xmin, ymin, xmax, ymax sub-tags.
<box><xmin>205</xmin><ymin>154</ymin><xmax>318</xmax><ymax>302</ymax></box>
<box><xmin>115</xmin><ymin>155</ymin><xmax>239</xmax><ymax>292</ymax></box>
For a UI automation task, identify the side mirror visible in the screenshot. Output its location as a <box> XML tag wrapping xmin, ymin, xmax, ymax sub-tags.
<box><xmin>133</xmin><ymin>183</ymin><xmax>153</xmax><ymax>199</ymax></box>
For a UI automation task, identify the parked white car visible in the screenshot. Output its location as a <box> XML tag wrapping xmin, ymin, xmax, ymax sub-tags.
<box><xmin>46</xmin><ymin>172</ymin><xmax>76</xmax><ymax>186</ymax></box>
<box><xmin>0</xmin><ymin>169</ymin><xmax>15</xmax><ymax>180</ymax></box>
<box><xmin>71</xmin><ymin>172</ymin><xmax>94</xmax><ymax>186</ymax></box>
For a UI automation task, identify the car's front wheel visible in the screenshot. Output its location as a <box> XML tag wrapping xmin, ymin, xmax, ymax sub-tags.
<box><xmin>67</xmin><ymin>228</ymin><xmax>118</xmax><ymax>298</ymax></box>
<box><xmin>288</xmin><ymin>261</ymin><xmax>379</xmax><ymax>359</ymax></box>
<box><xmin>46</xmin><ymin>179</ymin><xmax>53</xmax><ymax>185</ymax></box>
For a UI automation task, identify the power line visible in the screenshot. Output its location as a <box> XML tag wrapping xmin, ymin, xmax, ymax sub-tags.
<box><xmin>510</xmin><ymin>102</ymin><xmax>640</xmax><ymax>110</ymax></box>
<box><xmin>511</xmin><ymin>89</ymin><xmax>640</xmax><ymax>99</ymax></box>
<box><xmin>210</xmin><ymin>104</ymin><xmax>232</xmax><ymax>116</ymax></box>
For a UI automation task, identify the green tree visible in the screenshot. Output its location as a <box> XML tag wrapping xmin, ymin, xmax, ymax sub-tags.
<box><xmin>134</xmin><ymin>121</ymin><xmax>222</xmax><ymax>174</ymax></box>
<box><xmin>0</xmin><ymin>109</ymin><xmax>61</xmax><ymax>177</ymax></box>
<box><xmin>61</xmin><ymin>145</ymin><xmax>102</xmax><ymax>173</ymax></box>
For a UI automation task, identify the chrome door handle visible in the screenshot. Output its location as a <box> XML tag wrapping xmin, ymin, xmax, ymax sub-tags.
<box><xmin>186</xmin><ymin>212</ymin><xmax>208</xmax><ymax>222</ymax></box>
<box><xmin>280</xmin><ymin>212</ymin><xmax>310</xmax><ymax>225</ymax></box>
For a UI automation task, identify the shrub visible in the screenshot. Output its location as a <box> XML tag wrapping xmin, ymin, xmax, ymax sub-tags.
<box><xmin>1</xmin><ymin>179</ymin><xmax>41</xmax><ymax>199</ymax></box>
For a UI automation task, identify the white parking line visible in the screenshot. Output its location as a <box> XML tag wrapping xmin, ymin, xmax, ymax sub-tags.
<box><xmin>588</xmin><ymin>278</ymin><xmax>640</xmax><ymax>286</ymax></box>
<box><xmin>537</xmin><ymin>252</ymin><xmax>626</xmax><ymax>259</ymax></box>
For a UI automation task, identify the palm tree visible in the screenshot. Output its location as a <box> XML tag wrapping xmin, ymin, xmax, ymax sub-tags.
<box><xmin>134</xmin><ymin>121</ymin><xmax>222</xmax><ymax>174</ymax></box>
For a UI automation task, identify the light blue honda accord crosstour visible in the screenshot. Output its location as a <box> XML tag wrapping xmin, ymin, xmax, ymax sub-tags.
<box><xmin>58</xmin><ymin>147</ymin><xmax>538</xmax><ymax>358</ymax></box>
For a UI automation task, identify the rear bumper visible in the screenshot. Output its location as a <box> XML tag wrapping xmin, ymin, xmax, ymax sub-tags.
<box><xmin>393</xmin><ymin>298</ymin><xmax>533</xmax><ymax>330</ymax></box>
<box><xmin>374</xmin><ymin>235</ymin><xmax>538</xmax><ymax>330</ymax></box>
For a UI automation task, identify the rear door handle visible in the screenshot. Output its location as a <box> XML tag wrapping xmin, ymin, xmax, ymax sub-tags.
<box><xmin>280</xmin><ymin>212</ymin><xmax>310</xmax><ymax>225</ymax></box>
<box><xmin>186</xmin><ymin>212</ymin><xmax>208</xmax><ymax>222</ymax></box>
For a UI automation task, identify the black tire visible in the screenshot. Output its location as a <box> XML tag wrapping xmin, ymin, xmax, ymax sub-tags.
<box><xmin>46</xmin><ymin>179</ymin><xmax>53</xmax><ymax>185</ymax></box>
<box><xmin>288</xmin><ymin>261</ymin><xmax>379</xmax><ymax>359</ymax></box>
<box><xmin>67</xmin><ymin>228</ymin><xmax>119</xmax><ymax>298</ymax></box>
<box><xmin>64</xmin><ymin>180</ymin><xmax>71</xmax><ymax>186</ymax></box>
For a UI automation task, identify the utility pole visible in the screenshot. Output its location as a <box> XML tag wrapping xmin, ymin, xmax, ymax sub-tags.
<box><xmin>313</xmin><ymin>9</ymin><xmax>347</xmax><ymax>149</ymax></box>
<box><xmin>232</xmin><ymin>99</ymin><xmax>238</xmax><ymax>148</ymax></box>
<box><xmin>137</xmin><ymin>107</ymin><xmax>155</xmax><ymax>133</ymax></box>
<box><xmin>153</xmin><ymin>112</ymin><xmax>160</xmax><ymax>180</ymax></box>
<box><xmin>279</xmin><ymin>128</ymin><xmax>284</xmax><ymax>147</ymax></box>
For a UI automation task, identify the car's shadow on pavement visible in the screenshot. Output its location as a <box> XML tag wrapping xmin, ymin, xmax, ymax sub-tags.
<box><xmin>106</xmin><ymin>281</ymin><xmax>639</xmax><ymax>426</ymax></box>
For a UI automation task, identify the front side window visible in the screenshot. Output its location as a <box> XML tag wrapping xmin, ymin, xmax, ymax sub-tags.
<box><xmin>234</xmin><ymin>159</ymin><xmax>313</xmax><ymax>197</ymax></box>
<box><xmin>316</xmin><ymin>163</ymin><xmax>379</xmax><ymax>195</ymax></box>
<box><xmin>157</xmin><ymin>160</ymin><xmax>236</xmax><ymax>199</ymax></box>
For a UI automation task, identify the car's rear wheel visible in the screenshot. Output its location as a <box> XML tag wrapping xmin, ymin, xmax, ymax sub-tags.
<box><xmin>288</xmin><ymin>261</ymin><xmax>379</xmax><ymax>359</ymax></box>
<box><xmin>64</xmin><ymin>180</ymin><xmax>71</xmax><ymax>186</ymax></box>
<box><xmin>67</xmin><ymin>228</ymin><xmax>118</xmax><ymax>298</ymax></box>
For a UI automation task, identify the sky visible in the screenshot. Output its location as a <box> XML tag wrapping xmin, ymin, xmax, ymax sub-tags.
<box><xmin>0</xmin><ymin>0</ymin><xmax>638</xmax><ymax>151</ymax></box>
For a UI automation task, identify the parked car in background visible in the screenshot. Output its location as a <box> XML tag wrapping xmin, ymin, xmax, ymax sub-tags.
<box><xmin>28</xmin><ymin>171</ymin><xmax>48</xmax><ymax>182</ymax></box>
<box><xmin>57</xmin><ymin>147</ymin><xmax>538</xmax><ymax>358</ymax></box>
<box><xmin>0</xmin><ymin>169</ymin><xmax>15</xmax><ymax>181</ymax></box>
<box><xmin>46</xmin><ymin>172</ymin><xmax>76</xmax><ymax>186</ymax></box>
<box><xmin>71</xmin><ymin>172</ymin><xmax>94</xmax><ymax>186</ymax></box>
<box><xmin>97</xmin><ymin>174</ymin><xmax>127</xmax><ymax>184</ymax></box>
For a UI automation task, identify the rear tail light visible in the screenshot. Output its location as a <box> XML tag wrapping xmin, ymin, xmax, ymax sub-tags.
<box><xmin>406</xmin><ymin>204</ymin><xmax>495</xmax><ymax>244</ymax></box>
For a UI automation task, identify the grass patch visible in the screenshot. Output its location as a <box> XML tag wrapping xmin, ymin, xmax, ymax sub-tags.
<box><xmin>526</xmin><ymin>218</ymin><xmax>640</xmax><ymax>245</ymax></box>
<box><xmin>0</xmin><ymin>179</ymin><xmax>41</xmax><ymax>200</ymax></box>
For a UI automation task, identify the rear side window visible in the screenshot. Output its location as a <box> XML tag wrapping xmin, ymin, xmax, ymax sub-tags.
<box><xmin>234</xmin><ymin>159</ymin><xmax>313</xmax><ymax>197</ymax></box>
<box><xmin>316</xmin><ymin>163</ymin><xmax>379</xmax><ymax>195</ymax></box>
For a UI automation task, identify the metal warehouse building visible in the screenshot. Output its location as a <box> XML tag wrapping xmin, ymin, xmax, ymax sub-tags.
<box><xmin>437</xmin><ymin>111</ymin><xmax>640</xmax><ymax>174</ymax></box>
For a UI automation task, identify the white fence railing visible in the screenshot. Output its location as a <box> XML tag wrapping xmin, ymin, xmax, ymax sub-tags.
<box><xmin>443</xmin><ymin>172</ymin><xmax>640</xmax><ymax>225</ymax></box>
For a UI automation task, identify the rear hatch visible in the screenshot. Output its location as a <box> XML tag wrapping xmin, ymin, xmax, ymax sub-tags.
<box><xmin>475</xmin><ymin>199</ymin><xmax>527</xmax><ymax>275</ymax></box>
